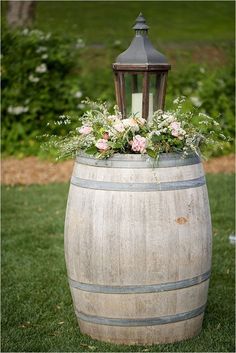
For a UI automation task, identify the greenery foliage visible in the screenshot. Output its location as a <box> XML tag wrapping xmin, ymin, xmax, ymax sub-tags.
<box><xmin>1</xmin><ymin>174</ymin><xmax>235</xmax><ymax>352</ymax></box>
<box><xmin>1</xmin><ymin>26</ymin><xmax>84</xmax><ymax>156</ymax></box>
<box><xmin>166</xmin><ymin>65</ymin><xmax>235</xmax><ymax>138</ymax></box>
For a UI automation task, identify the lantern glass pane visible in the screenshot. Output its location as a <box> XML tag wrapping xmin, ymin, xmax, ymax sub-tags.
<box><xmin>124</xmin><ymin>73</ymin><xmax>144</xmax><ymax>118</ymax></box>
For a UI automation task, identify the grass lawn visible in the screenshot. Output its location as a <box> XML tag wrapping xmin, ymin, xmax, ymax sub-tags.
<box><xmin>2</xmin><ymin>1</ymin><xmax>234</xmax><ymax>44</ymax></box>
<box><xmin>31</xmin><ymin>1</ymin><xmax>236</xmax><ymax>70</ymax></box>
<box><xmin>35</xmin><ymin>1</ymin><xmax>235</xmax><ymax>44</ymax></box>
<box><xmin>1</xmin><ymin>174</ymin><xmax>235</xmax><ymax>352</ymax></box>
<box><xmin>2</xmin><ymin>1</ymin><xmax>235</xmax><ymax>71</ymax></box>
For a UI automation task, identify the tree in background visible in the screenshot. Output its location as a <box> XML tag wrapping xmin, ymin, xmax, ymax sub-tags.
<box><xmin>7</xmin><ymin>0</ymin><xmax>37</xmax><ymax>28</ymax></box>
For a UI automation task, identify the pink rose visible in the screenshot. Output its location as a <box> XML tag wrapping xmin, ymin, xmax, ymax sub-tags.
<box><xmin>131</xmin><ymin>135</ymin><xmax>147</xmax><ymax>153</ymax></box>
<box><xmin>108</xmin><ymin>114</ymin><xmax>121</xmax><ymax>121</ymax></box>
<box><xmin>169</xmin><ymin>121</ymin><xmax>184</xmax><ymax>138</ymax></box>
<box><xmin>79</xmin><ymin>125</ymin><xmax>93</xmax><ymax>135</ymax></box>
<box><xmin>170</xmin><ymin>122</ymin><xmax>181</xmax><ymax>131</ymax></box>
<box><xmin>171</xmin><ymin>130</ymin><xmax>179</xmax><ymax>137</ymax></box>
<box><xmin>113</xmin><ymin>122</ymin><xmax>125</xmax><ymax>132</ymax></box>
<box><xmin>95</xmin><ymin>139</ymin><xmax>109</xmax><ymax>151</ymax></box>
<box><xmin>123</xmin><ymin>118</ymin><xmax>139</xmax><ymax>130</ymax></box>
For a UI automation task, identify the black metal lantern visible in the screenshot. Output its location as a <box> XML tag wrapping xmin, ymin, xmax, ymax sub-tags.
<box><xmin>113</xmin><ymin>13</ymin><xmax>171</xmax><ymax>120</ymax></box>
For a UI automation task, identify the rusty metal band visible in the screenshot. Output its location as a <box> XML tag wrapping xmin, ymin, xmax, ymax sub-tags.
<box><xmin>76</xmin><ymin>153</ymin><xmax>200</xmax><ymax>169</ymax></box>
<box><xmin>71</xmin><ymin>175</ymin><xmax>205</xmax><ymax>192</ymax></box>
<box><xmin>76</xmin><ymin>304</ymin><xmax>206</xmax><ymax>327</ymax></box>
<box><xmin>69</xmin><ymin>270</ymin><xmax>210</xmax><ymax>294</ymax></box>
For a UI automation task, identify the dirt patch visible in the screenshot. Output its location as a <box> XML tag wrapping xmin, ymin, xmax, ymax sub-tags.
<box><xmin>203</xmin><ymin>154</ymin><xmax>235</xmax><ymax>174</ymax></box>
<box><xmin>1</xmin><ymin>154</ymin><xmax>235</xmax><ymax>186</ymax></box>
<box><xmin>1</xmin><ymin>157</ymin><xmax>74</xmax><ymax>186</ymax></box>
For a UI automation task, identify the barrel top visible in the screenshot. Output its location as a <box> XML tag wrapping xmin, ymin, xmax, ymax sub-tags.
<box><xmin>76</xmin><ymin>152</ymin><xmax>201</xmax><ymax>169</ymax></box>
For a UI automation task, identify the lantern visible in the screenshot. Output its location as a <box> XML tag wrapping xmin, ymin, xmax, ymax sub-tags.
<box><xmin>113</xmin><ymin>13</ymin><xmax>171</xmax><ymax>121</ymax></box>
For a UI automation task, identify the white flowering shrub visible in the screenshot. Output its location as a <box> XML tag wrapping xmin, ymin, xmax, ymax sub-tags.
<box><xmin>42</xmin><ymin>98</ymin><xmax>228</xmax><ymax>160</ymax></box>
<box><xmin>166</xmin><ymin>64</ymin><xmax>235</xmax><ymax>141</ymax></box>
<box><xmin>1</xmin><ymin>26</ymin><xmax>85</xmax><ymax>156</ymax></box>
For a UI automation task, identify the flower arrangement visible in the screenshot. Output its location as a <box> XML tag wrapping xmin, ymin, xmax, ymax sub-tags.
<box><xmin>43</xmin><ymin>97</ymin><xmax>227</xmax><ymax>160</ymax></box>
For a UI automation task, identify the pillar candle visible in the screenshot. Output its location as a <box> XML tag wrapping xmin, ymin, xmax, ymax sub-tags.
<box><xmin>131</xmin><ymin>93</ymin><xmax>153</xmax><ymax>122</ymax></box>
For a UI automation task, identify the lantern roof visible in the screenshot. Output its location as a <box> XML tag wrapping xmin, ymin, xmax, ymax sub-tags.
<box><xmin>115</xmin><ymin>13</ymin><xmax>169</xmax><ymax>66</ymax></box>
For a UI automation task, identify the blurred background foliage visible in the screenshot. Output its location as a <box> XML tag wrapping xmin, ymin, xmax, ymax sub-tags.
<box><xmin>1</xmin><ymin>0</ymin><xmax>235</xmax><ymax>158</ymax></box>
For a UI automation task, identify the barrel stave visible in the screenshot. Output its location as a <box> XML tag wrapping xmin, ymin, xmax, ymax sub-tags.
<box><xmin>65</xmin><ymin>187</ymin><xmax>211</xmax><ymax>285</ymax></box>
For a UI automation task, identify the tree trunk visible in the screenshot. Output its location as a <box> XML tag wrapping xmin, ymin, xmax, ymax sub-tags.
<box><xmin>7</xmin><ymin>0</ymin><xmax>37</xmax><ymax>28</ymax></box>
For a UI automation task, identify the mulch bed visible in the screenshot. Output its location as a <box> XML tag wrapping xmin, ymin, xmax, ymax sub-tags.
<box><xmin>1</xmin><ymin>154</ymin><xmax>235</xmax><ymax>186</ymax></box>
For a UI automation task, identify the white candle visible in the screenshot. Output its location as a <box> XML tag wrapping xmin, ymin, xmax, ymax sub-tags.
<box><xmin>131</xmin><ymin>93</ymin><xmax>153</xmax><ymax>122</ymax></box>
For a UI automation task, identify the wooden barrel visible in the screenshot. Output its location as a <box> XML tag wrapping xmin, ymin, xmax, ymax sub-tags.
<box><xmin>64</xmin><ymin>153</ymin><xmax>212</xmax><ymax>345</ymax></box>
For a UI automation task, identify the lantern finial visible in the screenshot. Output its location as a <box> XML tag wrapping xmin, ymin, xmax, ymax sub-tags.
<box><xmin>114</xmin><ymin>13</ymin><xmax>169</xmax><ymax>65</ymax></box>
<box><xmin>133</xmin><ymin>13</ymin><xmax>149</xmax><ymax>32</ymax></box>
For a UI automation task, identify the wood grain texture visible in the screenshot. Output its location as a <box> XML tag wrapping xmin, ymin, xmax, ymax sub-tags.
<box><xmin>142</xmin><ymin>72</ymin><xmax>149</xmax><ymax>119</ymax></box>
<box><xmin>64</xmin><ymin>153</ymin><xmax>212</xmax><ymax>344</ymax></box>
<box><xmin>118</xmin><ymin>72</ymin><xmax>126</xmax><ymax>117</ymax></box>
<box><xmin>114</xmin><ymin>72</ymin><xmax>122</xmax><ymax>114</ymax></box>
<box><xmin>113</xmin><ymin>64</ymin><xmax>171</xmax><ymax>72</ymax></box>
<box><xmin>156</xmin><ymin>72</ymin><xmax>168</xmax><ymax>110</ymax></box>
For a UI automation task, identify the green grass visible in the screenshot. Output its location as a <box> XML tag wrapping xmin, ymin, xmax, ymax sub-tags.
<box><xmin>34</xmin><ymin>1</ymin><xmax>235</xmax><ymax>44</ymax></box>
<box><xmin>2</xmin><ymin>1</ymin><xmax>235</xmax><ymax>59</ymax></box>
<box><xmin>1</xmin><ymin>174</ymin><xmax>235</xmax><ymax>352</ymax></box>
